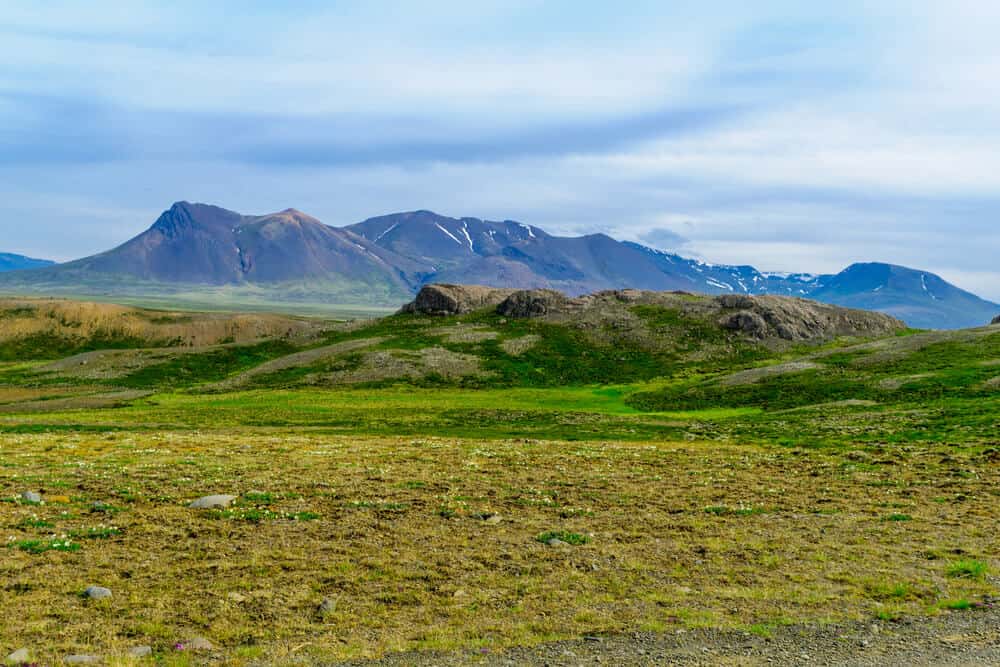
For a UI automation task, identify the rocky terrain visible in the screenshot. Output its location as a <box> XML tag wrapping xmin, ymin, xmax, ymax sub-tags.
<box><xmin>404</xmin><ymin>284</ymin><xmax>906</xmax><ymax>344</ymax></box>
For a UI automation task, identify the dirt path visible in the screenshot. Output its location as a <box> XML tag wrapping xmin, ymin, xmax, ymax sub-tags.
<box><xmin>335</xmin><ymin>606</ymin><xmax>1000</xmax><ymax>666</ymax></box>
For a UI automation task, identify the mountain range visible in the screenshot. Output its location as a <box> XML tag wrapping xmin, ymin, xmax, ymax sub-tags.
<box><xmin>1</xmin><ymin>201</ymin><xmax>996</xmax><ymax>329</ymax></box>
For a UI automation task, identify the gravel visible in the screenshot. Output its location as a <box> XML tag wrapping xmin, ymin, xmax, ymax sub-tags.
<box><xmin>334</xmin><ymin>606</ymin><xmax>1000</xmax><ymax>666</ymax></box>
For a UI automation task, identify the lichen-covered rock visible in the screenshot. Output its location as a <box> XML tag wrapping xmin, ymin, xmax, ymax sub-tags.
<box><xmin>716</xmin><ymin>294</ymin><xmax>903</xmax><ymax>341</ymax></box>
<box><xmin>83</xmin><ymin>585</ymin><xmax>112</xmax><ymax>600</ymax></box>
<box><xmin>400</xmin><ymin>284</ymin><xmax>515</xmax><ymax>316</ymax></box>
<box><xmin>715</xmin><ymin>294</ymin><xmax>756</xmax><ymax>310</ymax></box>
<box><xmin>496</xmin><ymin>289</ymin><xmax>569</xmax><ymax>318</ymax></box>
<box><xmin>6</xmin><ymin>648</ymin><xmax>30</xmax><ymax>664</ymax></box>
<box><xmin>720</xmin><ymin>310</ymin><xmax>769</xmax><ymax>338</ymax></box>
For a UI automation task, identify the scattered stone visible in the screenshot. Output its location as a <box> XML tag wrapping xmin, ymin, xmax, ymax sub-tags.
<box><xmin>6</xmin><ymin>648</ymin><xmax>30</xmax><ymax>664</ymax></box>
<box><xmin>483</xmin><ymin>513</ymin><xmax>503</xmax><ymax>525</ymax></box>
<box><xmin>83</xmin><ymin>585</ymin><xmax>112</xmax><ymax>600</ymax></box>
<box><xmin>185</xmin><ymin>637</ymin><xmax>214</xmax><ymax>651</ymax></box>
<box><xmin>318</xmin><ymin>597</ymin><xmax>337</xmax><ymax>614</ymax></box>
<box><xmin>20</xmin><ymin>491</ymin><xmax>41</xmax><ymax>503</ymax></box>
<box><xmin>187</xmin><ymin>494</ymin><xmax>237</xmax><ymax>509</ymax></box>
<box><xmin>226</xmin><ymin>592</ymin><xmax>247</xmax><ymax>603</ymax></box>
<box><xmin>90</xmin><ymin>501</ymin><xmax>109</xmax><ymax>512</ymax></box>
<box><xmin>546</xmin><ymin>538</ymin><xmax>569</xmax><ymax>547</ymax></box>
<box><xmin>64</xmin><ymin>655</ymin><xmax>101</xmax><ymax>664</ymax></box>
<box><xmin>127</xmin><ymin>646</ymin><xmax>152</xmax><ymax>658</ymax></box>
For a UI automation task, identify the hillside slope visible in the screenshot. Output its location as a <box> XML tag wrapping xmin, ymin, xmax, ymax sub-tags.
<box><xmin>0</xmin><ymin>287</ymin><xmax>905</xmax><ymax>394</ymax></box>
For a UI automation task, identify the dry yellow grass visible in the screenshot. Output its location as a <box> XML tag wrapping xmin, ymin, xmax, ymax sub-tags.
<box><xmin>1</xmin><ymin>431</ymin><xmax>996</xmax><ymax>665</ymax></box>
<box><xmin>0</xmin><ymin>297</ymin><xmax>329</xmax><ymax>348</ymax></box>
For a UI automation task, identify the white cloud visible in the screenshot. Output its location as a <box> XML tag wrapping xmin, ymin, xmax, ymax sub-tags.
<box><xmin>1</xmin><ymin>1</ymin><xmax>999</xmax><ymax>301</ymax></box>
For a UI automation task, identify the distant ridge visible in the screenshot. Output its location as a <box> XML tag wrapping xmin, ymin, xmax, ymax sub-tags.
<box><xmin>1</xmin><ymin>202</ymin><xmax>995</xmax><ymax>329</ymax></box>
<box><xmin>0</xmin><ymin>252</ymin><xmax>53</xmax><ymax>273</ymax></box>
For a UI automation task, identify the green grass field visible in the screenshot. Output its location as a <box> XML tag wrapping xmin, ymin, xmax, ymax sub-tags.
<box><xmin>1</xmin><ymin>298</ymin><xmax>998</xmax><ymax>664</ymax></box>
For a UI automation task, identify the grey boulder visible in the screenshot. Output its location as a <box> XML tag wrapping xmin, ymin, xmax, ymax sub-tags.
<box><xmin>83</xmin><ymin>585</ymin><xmax>112</xmax><ymax>600</ymax></box>
<box><xmin>6</xmin><ymin>648</ymin><xmax>30</xmax><ymax>664</ymax></box>
<box><xmin>184</xmin><ymin>637</ymin><xmax>214</xmax><ymax>651</ymax></box>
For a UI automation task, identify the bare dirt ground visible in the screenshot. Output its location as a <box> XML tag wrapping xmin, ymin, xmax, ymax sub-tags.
<box><xmin>336</xmin><ymin>604</ymin><xmax>1000</xmax><ymax>666</ymax></box>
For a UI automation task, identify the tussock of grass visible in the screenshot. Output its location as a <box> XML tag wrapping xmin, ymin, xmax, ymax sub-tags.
<box><xmin>947</xmin><ymin>559</ymin><xmax>989</xmax><ymax>579</ymax></box>
<box><xmin>537</xmin><ymin>530</ymin><xmax>590</xmax><ymax>545</ymax></box>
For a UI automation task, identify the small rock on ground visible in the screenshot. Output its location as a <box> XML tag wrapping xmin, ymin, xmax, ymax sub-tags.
<box><xmin>6</xmin><ymin>648</ymin><xmax>30</xmax><ymax>664</ymax></box>
<box><xmin>64</xmin><ymin>655</ymin><xmax>101</xmax><ymax>664</ymax></box>
<box><xmin>20</xmin><ymin>491</ymin><xmax>41</xmax><ymax>503</ymax></box>
<box><xmin>184</xmin><ymin>637</ymin><xmax>214</xmax><ymax>651</ymax></box>
<box><xmin>127</xmin><ymin>646</ymin><xmax>152</xmax><ymax>658</ymax></box>
<box><xmin>547</xmin><ymin>538</ymin><xmax>568</xmax><ymax>547</ymax></box>
<box><xmin>83</xmin><ymin>585</ymin><xmax>112</xmax><ymax>600</ymax></box>
<box><xmin>188</xmin><ymin>494</ymin><xmax>237</xmax><ymax>509</ymax></box>
<box><xmin>318</xmin><ymin>598</ymin><xmax>337</xmax><ymax>614</ymax></box>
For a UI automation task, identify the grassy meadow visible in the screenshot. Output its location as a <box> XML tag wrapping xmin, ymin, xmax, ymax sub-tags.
<box><xmin>1</xmin><ymin>296</ymin><xmax>998</xmax><ymax>664</ymax></box>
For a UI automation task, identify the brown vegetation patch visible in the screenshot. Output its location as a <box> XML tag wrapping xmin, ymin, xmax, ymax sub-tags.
<box><xmin>0</xmin><ymin>297</ymin><xmax>327</xmax><ymax>348</ymax></box>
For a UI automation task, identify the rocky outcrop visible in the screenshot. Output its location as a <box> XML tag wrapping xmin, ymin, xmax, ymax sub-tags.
<box><xmin>992</xmin><ymin>315</ymin><xmax>1000</xmax><ymax>325</ymax></box>
<box><xmin>715</xmin><ymin>294</ymin><xmax>905</xmax><ymax>341</ymax></box>
<box><xmin>404</xmin><ymin>284</ymin><xmax>906</xmax><ymax>343</ymax></box>
<box><xmin>401</xmin><ymin>284</ymin><xmax>516</xmax><ymax>316</ymax></box>
<box><xmin>496</xmin><ymin>290</ymin><xmax>570</xmax><ymax>318</ymax></box>
<box><xmin>720</xmin><ymin>310</ymin><xmax>769</xmax><ymax>337</ymax></box>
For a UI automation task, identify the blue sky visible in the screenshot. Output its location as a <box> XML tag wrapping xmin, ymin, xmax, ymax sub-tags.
<box><xmin>3</xmin><ymin>1</ymin><xmax>1000</xmax><ymax>299</ymax></box>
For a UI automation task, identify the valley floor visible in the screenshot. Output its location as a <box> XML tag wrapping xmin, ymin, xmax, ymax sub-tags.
<box><xmin>2</xmin><ymin>427</ymin><xmax>997</xmax><ymax>665</ymax></box>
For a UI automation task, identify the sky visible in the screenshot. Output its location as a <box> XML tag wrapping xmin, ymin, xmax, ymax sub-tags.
<box><xmin>2</xmin><ymin>1</ymin><xmax>1000</xmax><ymax>300</ymax></box>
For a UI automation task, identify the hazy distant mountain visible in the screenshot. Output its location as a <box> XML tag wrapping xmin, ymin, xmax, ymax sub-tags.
<box><xmin>806</xmin><ymin>263</ymin><xmax>999</xmax><ymax>330</ymax></box>
<box><xmin>2</xmin><ymin>203</ymin><xmax>995</xmax><ymax>328</ymax></box>
<box><xmin>623</xmin><ymin>245</ymin><xmax>998</xmax><ymax>329</ymax></box>
<box><xmin>2</xmin><ymin>202</ymin><xmax>432</xmax><ymax>303</ymax></box>
<box><xmin>0</xmin><ymin>253</ymin><xmax>53</xmax><ymax>272</ymax></box>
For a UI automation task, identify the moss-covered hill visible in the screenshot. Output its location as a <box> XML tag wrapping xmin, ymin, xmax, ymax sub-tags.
<box><xmin>0</xmin><ymin>287</ymin><xmax>908</xmax><ymax>393</ymax></box>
